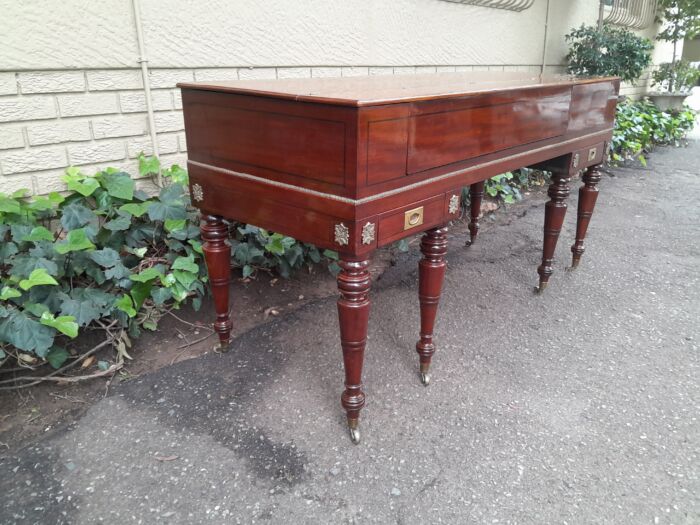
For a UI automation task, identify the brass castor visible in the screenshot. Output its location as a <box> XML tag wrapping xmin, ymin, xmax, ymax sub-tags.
<box><xmin>535</xmin><ymin>281</ymin><xmax>548</xmax><ymax>294</ymax></box>
<box><xmin>348</xmin><ymin>418</ymin><xmax>361</xmax><ymax>445</ymax></box>
<box><xmin>419</xmin><ymin>363</ymin><xmax>431</xmax><ymax>386</ymax></box>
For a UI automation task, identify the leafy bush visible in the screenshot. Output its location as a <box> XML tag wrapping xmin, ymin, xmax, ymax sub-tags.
<box><xmin>651</xmin><ymin>60</ymin><xmax>700</xmax><ymax>94</ymax></box>
<box><xmin>0</xmin><ymin>162</ymin><xmax>205</xmax><ymax>370</ymax></box>
<box><xmin>565</xmin><ymin>24</ymin><xmax>653</xmax><ymax>84</ymax></box>
<box><xmin>611</xmin><ymin>98</ymin><xmax>697</xmax><ymax>164</ymax></box>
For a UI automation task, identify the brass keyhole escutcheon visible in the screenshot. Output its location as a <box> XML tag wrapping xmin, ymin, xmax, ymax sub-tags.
<box><xmin>588</xmin><ymin>147</ymin><xmax>597</xmax><ymax>161</ymax></box>
<box><xmin>404</xmin><ymin>206</ymin><xmax>424</xmax><ymax>230</ymax></box>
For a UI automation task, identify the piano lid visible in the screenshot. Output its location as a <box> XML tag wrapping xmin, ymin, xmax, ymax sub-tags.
<box><xmin>178</xmin><ymin>71</ymin><xmax>619</xmax><ymax>108</ymax></box>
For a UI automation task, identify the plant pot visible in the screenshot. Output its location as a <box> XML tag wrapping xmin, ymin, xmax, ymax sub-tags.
<box><xmin>647</xmin><ymin>92</ymin><xmax>689</xmax><ymax>112</ymax></box>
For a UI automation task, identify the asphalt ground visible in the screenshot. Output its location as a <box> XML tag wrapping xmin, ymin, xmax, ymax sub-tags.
<box><xmin>1</xmin><ymin>141</ymin><xmax>698</xmax><ymax>524</ymax></box>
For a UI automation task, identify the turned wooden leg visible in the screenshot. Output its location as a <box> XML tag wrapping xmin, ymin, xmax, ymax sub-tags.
<box><xmin>466</xmin><ymin>181</ymin><xmax>485</xmax><ymax>246</ymax></box>
<box><xmin>201</xmin><ymin>215</ymin><xmax>232</xmax><ymax>346</ymax></box>
<box><xmin>416</xmin><ymin>226</ymin><xmax>449</xmax><ymax>386</ymax></box>
<box><xmin>537</xmin><ymin>172</ymin><xmax>571</xmax><ymax>293</ymax></box>
<box><xmin>337</xmin><ymin>257</ymin><xmax>371</xmax><ymax>444</ymax></box>
<box><xmin>571</xmin><ymin>165</ymin><xmax>602</xmax><ymax>269</ymax></box>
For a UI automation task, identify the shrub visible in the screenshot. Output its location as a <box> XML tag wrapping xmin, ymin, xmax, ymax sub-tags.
<box><xmin>565</xmin><ymin>24</ymin><xmax>653</xmax><ymax>84</ymax></box>
<box><xmin>611</xmin><ymin>98</ymin><xmax>696</xmax><ymax>164</ymax></box>
<box><xmin>651</xmin><ymin>60</ymin><xmax>700</xmax><ymax>94</ymax></box>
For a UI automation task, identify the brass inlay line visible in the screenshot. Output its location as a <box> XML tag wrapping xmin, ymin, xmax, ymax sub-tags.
<box><xmin>188</xmin><ymin>128</ymin><xmax>612</xmax><ymax>206</ymax></box>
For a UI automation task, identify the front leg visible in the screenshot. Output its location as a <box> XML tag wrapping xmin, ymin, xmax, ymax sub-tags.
<box><xmin>201</xmin><ymin>215</ymin><xmax>233</xmax><ymax>346</ymax></box>
<box><xmin>337</xmin><ymin>257</ymin><xmax>371</xmax><ymax>444</ymax></box>
<box><xmin>571</xmin><ymin>165</ymin><xmax>602</xmax><ymax>269</ymax></box>
<box><xmin>537</xmin><ymin>171</ymin><xmax>571</xmax><ymax>293</ymax></box>
<box><xmin>416</xmin><ymin>226</ymin><xmax>449</xmax><ymax>386</ymax></box>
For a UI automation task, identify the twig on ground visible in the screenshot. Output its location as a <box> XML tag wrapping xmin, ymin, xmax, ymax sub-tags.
<box><xmin>0</xmin><ymin>337</ymin><xmax>115</xmax><ymax>390</ymax></box>
<box><xmin>49</xmin><ymin>392</ymin><xmax>88</xmax><ymax>404</ymax></box>
<box><xmin>2</xmin><ymin>364</ymin><xmax>122</xmax><ymax>387</ymax></box>
<box><xmin>165</xmin><ymin>309</ymin><xmax>213</xmax><ymax>331</ymax></box>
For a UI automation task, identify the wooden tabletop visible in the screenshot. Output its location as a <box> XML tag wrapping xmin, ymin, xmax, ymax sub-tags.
<box><xmin>178</xmin><ymin>71</ymin><xmax>618</xmax><ymax>107</ymax></box>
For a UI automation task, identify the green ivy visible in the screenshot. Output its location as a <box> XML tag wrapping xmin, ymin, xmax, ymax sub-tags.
<box><xmin>611</xmin><ymin>98</ymin><xmax>697</xmax><ymax>165</ymax></box>
<box><xmin>0</xmin><ymin>157</ymin><xmax>336</xmax><ymax>370</ymax></box>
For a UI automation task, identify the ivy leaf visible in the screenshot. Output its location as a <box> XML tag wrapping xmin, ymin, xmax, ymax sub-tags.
<box><xmin>0</xmin><ymin>241</ymin><xmax>18</xmax><ymax>259</ymax></box>
<box><xmin>0</xmin><ymin>287</ymin><xmax>21</xmax><ymax>301</ymax></box>
<box><xmin>61</xmin><ymin>203</ymin><xmax>96</xmax><ymax>230</ymax></box>
<box><xmin>150</xmin><ymin>287</ymin><xmax>172</xmax><ymax>306</ymax></box>
<box><xmin>23</xmin><ymin>302</ymin><xmax>50</xmax><ymax>317</ymax></box>
<box><xmin>61</xmin><ymin>172</ymin><xmax>100</xmax><ymax>197</ymax></box>
<box><xmin>55</xmin><ymin>228</ymin><xmax>96</xmax><ymax>254</ymax></box>
<box><xmin>19</xmin><ymin>268</ymin><xmax>59</xmax><ymax>290</ymax></box>
<box><xmin>242</xmin><ymin>265</ymin><xmax>254</xmax><ymax>279</ymax></box>
<box><xmin>104</xmin><ymin>262</ymin><xmax>131</xmax><ymax>280</ymax></box>
<box><xmin>188</xmin><ymin>239</ymin><xmax>203</xmax><ymax>255</ymax></box>
<box><xmin>0</xmin><ymin>194</ymin><xmax>21</xmax><ymax>214</ymax></box>
<box><xmin>130</xmin><ymin>281</ymin><xmax>152</xmax><ymax>310</ymax></box>
<box><xmin>173</xmin><ymin>270</ymin><xmax>197</xmax><ymax>288</ymax></box>
<box><xmin>114</xmin><ymin>294</ymin><xmax>136</xmax><ymax>317</ymax></box>
<box><xmin>130</xmin><ymin>267</ymin><xmax>163</xmax><ymax>283</ymax></box>
<box><xmin>40</xmin><ymin>312</ymin><xmax>79</xmax><ymax>338</ymax></box>
<box><xmin>104</xmin><ymin>215</ymin><xmax>131</xmax><ymax>231</ymax></box>
<box><xmin>46</xmin><ymin>346</ymin><xmax>70</xmax><ymax>369</ymax></box>
<box><xmin>89</xmin><ymin>247</ymin><xmax>121</xmax><ymax>268</ymax></box>
<box><xmin>164</xmin><ymin>219</ymin><xmax>186</xmax><ymax>232</ymax></box>
<box><xmin>9</xmin><ymin>255</ymin><xmax>59</xmax><ymax>278</ymax></box>
<box><xmin>171</xmin><ymin>255</ymin><xmax>198</xmax><ymax>273</ymax></box>
<box><xmin>118</xmin><ymin>202</ymin><xmax>150</xmax><ymax>218</ymax></box>
<box><xmin>138</xmin><ymin>154</ymin><xmax>161</xmax><ymax>177</ymax></box>
<box><xmin>60</xmin><ymin>288</ymin><xmax>113</xmax><ymax>326</ymax></box>
<box><xmin>23</xmin><ymin>226</ymin><xmax>55</xmax><ymax>242</ymax></box>
<box><xmin>0</xmin><ymin>310</ymin><xmax>54</xmax><ymax>356</ymax></box>
<box><xmin>147</xmin><ymin>199</ymin><xmax>187</xmax><ymax>221</ymax></box>
<box><xmin>101</xmin><ymin>171</ymin><xmax>135</xmax><ymax>200</ymax></box>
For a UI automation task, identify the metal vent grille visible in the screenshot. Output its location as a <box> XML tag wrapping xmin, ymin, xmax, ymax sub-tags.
<box><xmin>439</xmin><ymin>0</ymin><xmax>534</xmax><ymax>12</ymax></box>
<box><xmin>604</xmin><ymin>0</ymin><xmax>658</xmax><ymax>29</ymax></box>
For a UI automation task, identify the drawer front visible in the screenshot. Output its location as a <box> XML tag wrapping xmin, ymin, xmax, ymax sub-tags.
<box><xmin>407</xmin><ymin>89</ymin><xmax>571</xmax><ymax>174</ymax></box>
<box><xmin>377</xmin><ymin>194</ymin><xmax>447</xmax><ymax>245</ymax></box>
<box><xmin>569</xmin><ymin>141</ymin><xmax>607</xmax><ymax>171</ymax></box>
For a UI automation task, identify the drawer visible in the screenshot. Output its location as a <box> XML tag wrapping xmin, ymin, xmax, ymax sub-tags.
<box><xmin>376</xmin><ymin>194</ymin><xmax>447</xmax><ymax>245</ymax></box>
<box><xmin>570</xmin><ymin>141</ymin><xmax>607</xmax><ymax>171</ymax></box>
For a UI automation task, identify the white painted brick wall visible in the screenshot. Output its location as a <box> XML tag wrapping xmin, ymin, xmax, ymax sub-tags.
<box><xmin>18</xmin><ymin>71</ymin><xmax>86</xmax><ymax>94</ymax></box>
<box><xmin>126</xmin><ymin>133</ymin><xmax>179</xmax><ymax>158</ymax></box>
<box><xmin>154</xmin><ymin>112</ymin><xmax>184</xmax><ymax>133</ymax></box>
<box><xmin>92</xmin><ymin>114</ymin><xmax>149</xmax><ymax>139</ymax></box>
<box><xmin>58</xmin><ymin>93</ymin><xmax>119</xmax><ymax>117</ymax></box>
<box><xmin>2</xmin><ymin>174</ymin><xmax>35</xmax><ymax>193</ymax></box>
<box><xmin>27</xmin><ymin>119</ymin><xmax>91</xmax><ymax>146</ymax></box>
<box><xmin>68</xmin><ymin>140</ymin><xmax>126</xmax><ymax>165</ymax></box>
<box><xmin>119</xmin><ymin>90</ymin><xmax>173</xmax><ymax>113</ymax></box>
<box><xmin>0</xmin><ymin>96</ymin><xmax>57</xmax><ymax>122</ymax></box>
<box><xmin>0</xmin><ymin>126</ymin><xmax>26</xmax><ymax>150</ymax></box>
<box><xmin>0</xmin><ymin>73</ymin><xmax>18</xmax><ymax>95</ymax></box>
<box><xmin>87</xmin><ymin>69</ymin><xmax>143</xmax><ymax>90</ymax></box>
<box><xmin>0</xmin><ymin>146</ymin><xmax>68</xmax><ymax>175</ymax></box>
<box><xmin>148</xmin><ymin>69</ymin><xmax>194</xmax><ymax>89</ymax></box>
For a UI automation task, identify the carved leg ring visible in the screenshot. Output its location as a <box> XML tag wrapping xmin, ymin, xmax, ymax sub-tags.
<box><xmin>571</xmin><ymin>165</ymin><xmax>602</xmax><ymax>269</ymax></box>
<box><xmin>416</xmin><ymin>226</ymin><xmax>449</xmax><ymax>386</ymax></box>
<box><xmin>337</xmin><ymin>258</ymin><xmax>371</xmax><ymax>444</ymax></box>
<box><xmin>201</xmin><ymin>215</ymin><xmax>233</xmax><ymax>346</ymax></box>
<box><xmin>466</xmin><ymin>181</ymin><xmax>485</xmax><ymax>246</ymax></box>
<box><xmin>537</xmin><ymin>172</ymin><xmax>570</xmax><ymax>293</ymax></box>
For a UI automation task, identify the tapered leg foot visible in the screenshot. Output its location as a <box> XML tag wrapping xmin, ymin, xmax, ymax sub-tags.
<box><xmin>537</xmin><ymin>172</ymin><xmax>571</xmax><ymax>293</ymax></box>
<box><xmin>348</xmin><ymin>417</ymin><xmax>361</xmax><ymax>444</ymax></box>
<box><xmin>416</xmin><ymin>226</ymin><xmax>448</xmax><ymax>385</ymax></box>
<box><xmin>201</xmin><ymin>215</ymin><xmax>232</xmax><ymax>346</ymax></box>
<box><xmin>570</xmin><ymin>166</ymin><xmax>602</xmax><ymax>269</ymax></box>
<box><xmin>466</xmin><ymin>181</ymin><xmax>485</xmax><ymax>246</ymax></box>
<box><xmin>337</xmin><ymin>258</ymin><xmax>371</xmax><ymax>444</ymax></box>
